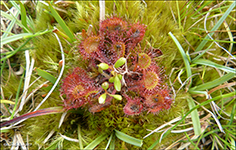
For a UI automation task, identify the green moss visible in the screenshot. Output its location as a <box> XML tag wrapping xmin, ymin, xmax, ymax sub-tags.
<box><xmin>68</xmin><ymin>1</ymin><xmax>100</xmax><ymax>33</ymax></box>
<box><xmin>34</xmin><ymin>2</ymin><xmax>53</xmax><ymax>32</ymax></box>
<box><xmin>1</xmin><ymin>73</ymin><xmax>21</xmax><ymax>99</ymax></box>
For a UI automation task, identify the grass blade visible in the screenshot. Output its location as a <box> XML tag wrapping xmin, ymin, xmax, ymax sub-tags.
<box><xmin>189</xmin><ymin>73</ymin><xmax>235</xmax><ymax>92</ymax></box>
<box><xmin>1</xmin><ymin>33</ymin><xmax>33</xmax><ymax>47</ymax></box>
<box><xmin>188</xmin><ymin>90</ymin><xmax>209</xmax><ymax>99</ymax></box>
<box><xmin>10</xmin><ymin>1</ymin><xmax>35</xmax><ymax>32</ymax></box>
<box><xmin>192</xmin><ymin>59</ymin><xmax>236</xmax><ymax>73</ymax></box>
<box><xmin>187</xmin><ymin>98</ymin><xmax>201</xmax><ymax>135</ymax></box>
<box><xmin>35</xmin><ymin>68</ymin><xmax>57</xmax><ymax>84</ymax></box>
<box><xmin>105</xmin><ymin>133</ymin><xmax>114</xmax><ymax>150</ymax></box>
<box><xmin>1</xmin><ymin>38</ymin><xmax>32</xmax><ymax>62</ymax></box>
<box><xmin>110</xmin><ymin>133</ymin><xmax>115</xmax><ymax>150</ymax></box>
<box><xmin>192</xmin><ymin>42</ymin><xmax>214</xmax><ymax>61</ymax></box>
<box><xmin>24</xmin><ymin>29</ymin><xmax>54</xmax><ymax>38</ymax></box>
<box><xmin>195</xmin><ymin>1</ymin><xmax>236</xmax><ymax>52</ymax></box>
<box><xmin>176</xmin><ymin>1</ymin><xmax>182</xmax><ymax>31</ymax></box>
<box><xmin>1</xmin><ymin>10</ymin><xmax>20</xmax><ymax>38</ymax></box>
<box><xmin>115</xmin><ymin>129</ymin><xmax>143</xmax><ymax>147</ymax></box>
<box><xmin>45</xmin><ymin>137</ymin><xmax>64</xmax><ymax>150</ymax></box>
<box><xmin>77</xmin><ymin>125</ymin><xmax>83</xmax><ymax>149</ymax></box>
<box><xmin>0</xmin><ymin>59</ymin><xmax>7</xmax><ymax>77</ymax></box>
<box><xmin>19</xmin><ymin>2</ymin><xmax>29</xmax><ymax>32</ymax></box>
<box><xmin>48</xmin><ymin>3</ymin><xmax>75</xmax><ymax>42</ymax></box>
<box><xmin>229</xmin><ymin>136</ymin><xmax>236</xmax><ymax>150</ymax></box>
<box><xmin>168</xmin><ymin>32</ymin><xmax>192</xmax><ymax>86</ymax></box>
<box><xmin>189</xmin><ymin>1</ymin><xmax>212</xmax><ymax>19</ymax></box>
<box><xmin>10</xmin><ymin>71</ymin><xmax>25</xmax><ymax>120</ymax></box>
<box><xmin>228</xmin><ymin>102</ymin><xmax>236</xmax><ymax>125</ymax></box>
<box><xmin>84</xmin><ymin>133</ymin><xmax>109</xmax><ymax>149</ymax></box>
<box><xmin>6</xmin><ymin>1</ymin><xmax>31</xmax><ymax>33</ymax></box>
<box><xmin>180</xmin><ymin>1</ymin><xmax>195</xmax><ymax>21</ymax></box>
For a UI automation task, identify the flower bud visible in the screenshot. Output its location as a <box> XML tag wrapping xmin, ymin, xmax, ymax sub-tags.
<box><xmin>101</xmin><ymin>82</ymin><xmax>109</xmax><ymax>90</ymax></box>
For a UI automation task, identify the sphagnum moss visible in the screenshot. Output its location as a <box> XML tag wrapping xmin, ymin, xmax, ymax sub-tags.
<box><xmin>4</xmin><ymin>1</ymin><xmax>232</xmax><ymax>149</ymax></box>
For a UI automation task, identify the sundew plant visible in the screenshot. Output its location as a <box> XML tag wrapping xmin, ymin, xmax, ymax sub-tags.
<box><xmin>61</xmin><ymin>16</ymin><xmax>172</xmax><ymax>115</ymax></box>
<box><xmin>1</xmin><ymin>1</ymin><xmax>235</xmax><ymax>150</ymax></box>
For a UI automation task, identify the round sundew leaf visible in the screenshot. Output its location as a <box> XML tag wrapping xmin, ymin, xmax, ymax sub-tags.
<box><xmin>114</xmin><ymin>57</ymin><xmax>126</xmax><ymax>68</ymax></box>
<box><xmin>114</xmin><ymin>75</ymin><xmax>121</xmax><ymax>91</ymax></box>
<box><xmin>143</xmin><ymin>71</ymin><xmax>159</xmax><ymax>90</ymax></box>
<box><xmin>98</xmin><ymin>93</ymin><xmax>106</xmax><ymax>104</ymax></box>
<box><xmin>111</xmin><ymin>94</ymin><xmax>122</xmax><ymax>100</ymax></box>
<box><xmin>100</xmin><ymin>16</ymin><xmax>128</xmax><ymax>32</ymax></box>
<box><xmin>113</xmin><ymin>41</ymin><xmax>126</xmax><ymax>57</ymax></box>
<box><xmin>72</xmin><ymin>85</ymin><xmax>85</xmax><ymax>98</ymax></box>
<box><xmin>98</xmin><ymin>63</ymin><xmax>109</xmax><ymax>70</ymax></box>
<box><xmin>83</xmin><ymin>36</ymin><xmax>100</xmax><ymax>54</ymax></box>
<box><xmin>138</xmin><ymin>53</ymin><xmax>151</xmax><ymax>69</ymax></box>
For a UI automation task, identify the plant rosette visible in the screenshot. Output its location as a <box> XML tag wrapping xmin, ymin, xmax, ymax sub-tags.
<box><xmin>61</xmin><ymin>16</ymin><xmax>173</xmax><ymax>116</ymax></box>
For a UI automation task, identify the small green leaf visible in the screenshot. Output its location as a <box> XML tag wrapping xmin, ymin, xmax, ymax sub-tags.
<box><xmin>99</xmin><ymin>93</ymin><xmax>106</xmax><ymax>104</ymax></box>
<box><xmin>35</xmin><ymin>68</ymin><xmax>57</xmax><ymax>84</ymax></box>
<box><xmin>114</xmin><ymin>75</ymin><xmax>121</xmax><ymax>91</ymax></box>
<box><xmin>109</xmin><ymin>77</ymin><xmax>114</xmax><ymax>83</ymax></box>
<box><xmin>102</xmin><ymin>82</ymin><xmax>109</xmax><ymax>90</ymax></box>
<box><xmin>111</xmin><ymin>94</ymin><xmax>122</xmax><ymax>100</ymax></box>
<box><xmin>114</xmin><ymin>130</ymin><xmax>143</xmax><ymax>147</ymax></box>
<box><xmin>98</xmin><ymin>63</ymin><xmax>109</xmax><ymax>70</ymax></box>
<box><xmin>114</xmin><ymin>57</ymin><xmax>126</xmax><ymax>68</ymax></box>
<box><xmin>118</xmin><ymin>74</ymin><xmax>122</xmax><ymax>80</ymax></box>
